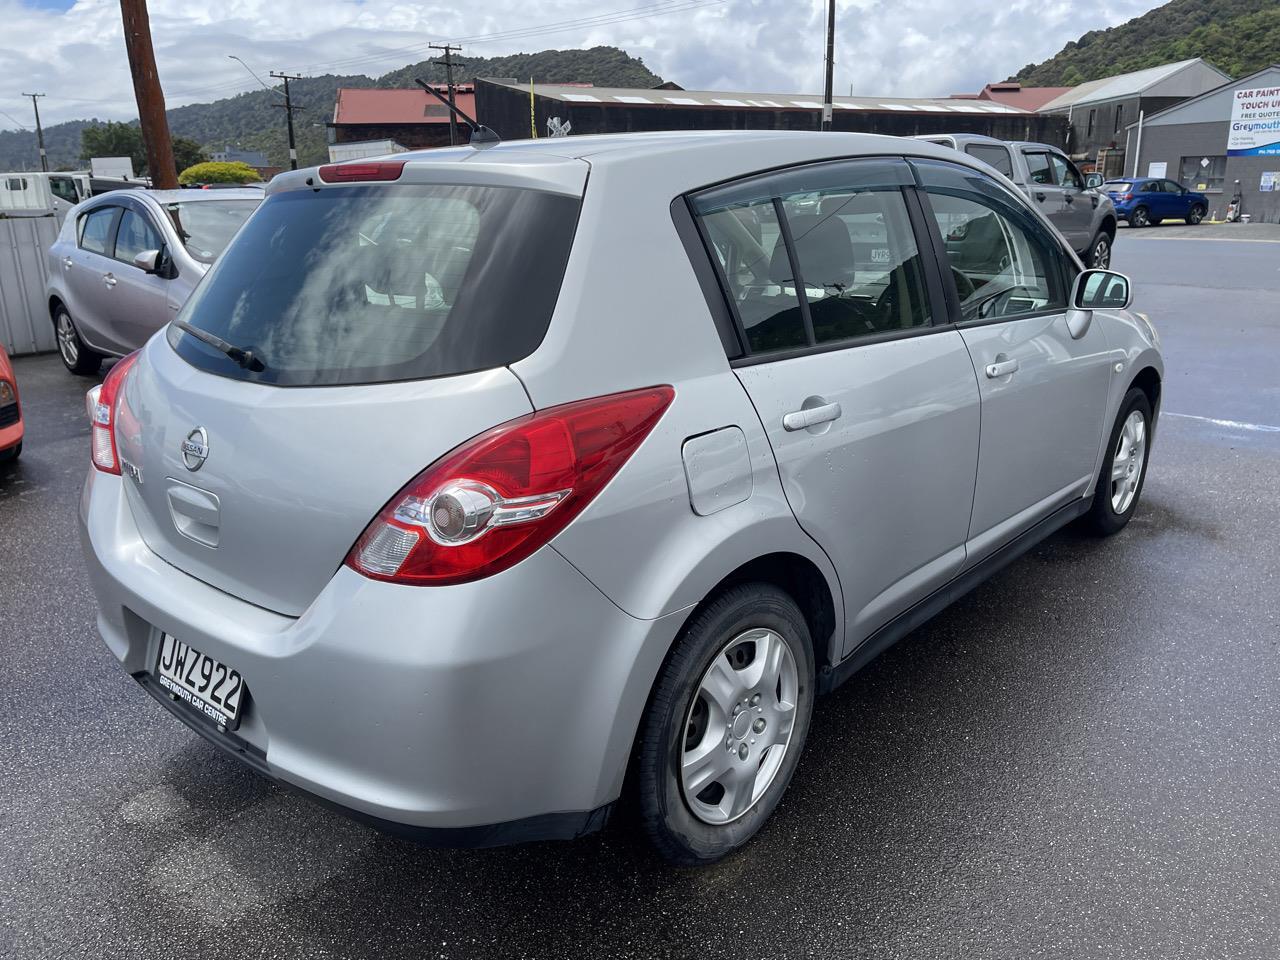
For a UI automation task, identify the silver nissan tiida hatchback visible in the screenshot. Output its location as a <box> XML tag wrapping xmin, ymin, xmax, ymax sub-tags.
<box><xmin>80</xmin><ymin>131</ymin><xmax>1162</xmax><ymax>864</ymax></box>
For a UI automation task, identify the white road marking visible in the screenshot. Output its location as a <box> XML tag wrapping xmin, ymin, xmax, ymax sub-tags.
<box><xmin>1165</xmin><ymin>412</ymin><xmax>1280</xmax><ymax>434</ymax></box>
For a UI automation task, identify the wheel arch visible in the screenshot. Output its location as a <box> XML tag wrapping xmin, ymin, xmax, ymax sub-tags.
<box><xmin>1130</xmin><ymin>365</ymin><xmax>1162</xmax><ymax>419</ymax></box>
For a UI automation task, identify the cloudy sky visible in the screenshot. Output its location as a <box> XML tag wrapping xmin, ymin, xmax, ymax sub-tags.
<box><xmin>1</xmin><ymin>0</ymin><xmax>1158</xmax><ymax>130</ymax></box>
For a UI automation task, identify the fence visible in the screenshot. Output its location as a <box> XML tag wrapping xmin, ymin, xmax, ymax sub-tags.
<box><xmin>0</xmin><ymin>215</ymin><xmax>58</xmax><ymax>356</ymax></box>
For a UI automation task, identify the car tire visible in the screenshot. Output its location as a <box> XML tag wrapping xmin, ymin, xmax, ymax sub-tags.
<box><xmin>54</xmin><ymin>305</ymin><xmax>102</xmax><ymax>376</ymax></box>
<box><xmin>1186</xmin><ymin>205</ymin><xmax>1205</xmax><ymax>225</ymax></box>
<box><xmin>635</xmin><ymin>582</ymin><xmax>816</xmax><ymax>866</ymax></box>
<box><xmin>1087</xmin><ymin>230</ymin><xmax>1113</xmax><ymax>269</ymax></box>
<box><xmin>1130</xmin><ymin>206</ymin><xmax>1150</xmax><ymax>228</ymax></box>
<box><xmin>1085</xmin><ymin>387</ymin><xmax>1153</xmax><ymax>536</ymax></box>
<box><xmin>0</xmin><ymin>441</ymin><xmax>20</xmax><ymax>465</ymax></box>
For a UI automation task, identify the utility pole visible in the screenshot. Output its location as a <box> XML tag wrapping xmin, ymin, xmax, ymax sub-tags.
<box><xmin>429</xmin><ymin>43</ymin><xmax>463</xmax><ymax>146</ymax></box>
<box><xmin>270</xmin><ymin>71</ymin><xmax>303</xmax><ymax>169</ymax></box>
<box><xmin>21</xmin><ymin>93</ymin><xmax>48</xmax><ymax>171</ymax></box>
<box><xmin>118</xmin><ymin>0</ymin><xmax>177</xmax><ymax>187</ymax></box>
<box><xmin>821</xmin><ymin>0</ymin><xmax>836</xmax><ymax>131</ymax></box>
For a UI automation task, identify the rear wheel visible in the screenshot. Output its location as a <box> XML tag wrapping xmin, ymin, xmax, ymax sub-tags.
<box><xmin>1087</xmin><ymin>230</ymin><xmax>1112</xmax><ymax>269</ymax></box>
<box><xmin>1130</xmin><ymin>206</ymin><xmax>1150</xmax><ymax>228</ymax></box>
<box><xmin>54</xmin><ymin>306</ymin><xmax>101</xmax><ymax>376</ymax></box>
<box><xmin>1084</xmin><ymin>387</ymin><xmax>1152</xmax><ymax>536</ymax></box>
<box><xmin>0</xmin><ymin>441</ymin><xmax>19</xmax><ymax>465</ymax></box>
<box><xmin>1186</xmin><ymin>204</ymin><xmax>1205</xmax><ymax>225</ymax></box>
<box><xmin>636</xmin><ymin>582</ymin><xmax>815</xmax><ymax>865</ymax></box>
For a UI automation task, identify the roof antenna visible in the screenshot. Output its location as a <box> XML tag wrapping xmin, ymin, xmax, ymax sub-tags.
<box><xmin>414</xmin><ymin>78</ymin><xmax>501</xmax><ymax>148</ymax></box>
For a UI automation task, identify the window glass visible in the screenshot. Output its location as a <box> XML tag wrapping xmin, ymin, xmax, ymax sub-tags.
<box><xmin>697</xmin><ymin>197</ymin><xmax>808</xmax><ymax>354</ymax></box>
<box><xmin>4</xmin><ymin>177</ymin><xmax>27</xmax><ymax>191</ymax></box>
<box><xmin>1024</xmin><ymin>153</ymin><xmax>1053</xmax><ymax>185</ymax></box>
<box><xmin>115</xmin><ymin>209</ymin><xmax>164</xmax><ymax>265</ymax></box>
<box><xmin>1114</xmin><ymin>104</ymin><xmax>1124</xmax><ymax>133</ymax></box>
<box><xmin>78</xmin><ymin>207</ymin><xmax>118</xmax><ymax>256</ymax></box>
<box><xmin>924</xmin><ymin>187</ymin><xmax>1066</xmax><ymax>322</ymax></box>
<box><xmin>50</xmin><ymin>177</ymin><xmax>79</xmax><ymax>204</ymax></box>
<box><xmin>778</xmin><ymin>188</ymin><xmax>932</xmax><ymax>342</ymax></box>
<box><xmin>1163</xmin><ymin>179</ymin><xmax>1185</xmax><ymax>195</ymax></box>
<box><xmin>169</xmin><ymin>184</ymin><xmax>580</xmax><ymax>387</ymax></box>
<box><xmin>161</xmin><ymin>199</ymin><xmax>260</xmax><ymax>264</ymax></box>
<box><xmin>1180</xmin><ymin>155</ymin><xmax>1226</xmax><ymax>192</ymax></box>
<box><xmin>965</xmin><ymin>144</ymin><xmax>1014</xmax><ymax>177</ymax></box>
<box><xmin>1050</xmin><ymin>155</ymin><xmax>1082</xmax><ymax>190</ymax></box>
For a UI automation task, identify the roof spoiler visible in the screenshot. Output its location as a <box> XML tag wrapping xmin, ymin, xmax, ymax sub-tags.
<box><xmin>414</xmin><ymin>78</ymin><xmax>501</xmax><ymax>148</ymax></box>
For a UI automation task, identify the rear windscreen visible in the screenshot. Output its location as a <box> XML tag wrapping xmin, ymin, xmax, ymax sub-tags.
<box><xmin>1104</xmin><ymin>181</ymin><xmax>1133</xmax><ymax>192</ymax></box>
<box><xmin>168</xmin><ymin>183</ymin><xmax>581</xmax><ymax>386</ymax></box>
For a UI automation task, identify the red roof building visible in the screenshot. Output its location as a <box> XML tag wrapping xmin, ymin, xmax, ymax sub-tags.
<box><xmin>330</xmin><ymin>85</ymin><xmax>478</xmax><ymax>149</ymax></box>
<box><xmin>951</xmin><ymin>81</ymin><xmax>1073</xmax><ymax>112</ymax></box>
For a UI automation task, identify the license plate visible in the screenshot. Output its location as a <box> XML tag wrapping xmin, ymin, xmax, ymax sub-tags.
<box><xmin>154</xmin><ymin>634</ymin><xmax>244</xmax><ymax>727</ymax></box>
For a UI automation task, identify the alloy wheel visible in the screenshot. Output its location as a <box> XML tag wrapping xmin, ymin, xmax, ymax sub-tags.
<box><xmin>1110</xmin><ymin>409</ymin><xmax>1147</xmax><ymax>514</ymax></box>
<box><xmin>1092</xmin><ymin>236</ymin><xmax>1111</xmax><ymax>269</ymax></box>
<box><xmin>1132</xmin><ymin>207</ymin><xmax>1149</xmax><ymax>228</ymax></box>
<box><xmin>56</xmin><ymin>312</ymin><xmax>79</xmax><ymax>366</ymax></box>
<box><xmin>680</xmin><ymin>628</ymin><xmax>799</xmax><ymax>825</ymax></box>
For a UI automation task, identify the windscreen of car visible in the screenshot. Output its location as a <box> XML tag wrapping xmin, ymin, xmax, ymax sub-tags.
<box><xmin>161</xmin><ymin>199</ymin><xmax>261</xmax><ymax>264</ymax></box>
<box><xmin>1104</xmin><ymin>181</ymin><xmax>1133</xmax><ymax>193</ymax></box>
<box><xmin>168</xmin><ymin>183</ymin><xmax>581</xmax><ymax>386</ymax></box>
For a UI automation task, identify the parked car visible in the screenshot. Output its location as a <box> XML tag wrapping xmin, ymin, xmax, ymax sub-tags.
<box><xmin>1102</xmin><ymin>177</ymin><xmax>1208</xmax><ymax>228</ymax></box>
<box><xmin>917</xmin><ymin>133</ymin><xmax>1118</xmax><ymax>269</ymax></box>
<box><xmin>0</xmin><ymin>170</ymin><xmax>91</xmax><ymax>223</ymax></box>
<box><xmin>0</xmin><ymin>343</ymin><xmax>22</xmax><ymax>464</ymax></box>
<box><xmin>46</xmin><ymin>189</ymin><xmax>261</xmax><ymax>375</ymax></box>
<box><xmin>79</xmin><ymin>132</ymin><xmax>1162</xmax><ymax>865</ymax></box>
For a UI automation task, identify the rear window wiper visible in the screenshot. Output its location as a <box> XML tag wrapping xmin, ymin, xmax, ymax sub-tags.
<box><xmin>171</xmin><ymin>319</ymin><xmax>265</xmax><ymax>372</ymax></box>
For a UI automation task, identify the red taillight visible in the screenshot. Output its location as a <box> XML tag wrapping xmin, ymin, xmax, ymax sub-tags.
<box><xmin>346</xmin><ymin>386</ymin><xmax>675</xmax><ymax>586</ymax></box>
<box><xmin>87</xmin><ymin>351</ymin><xmax>140</xmax><ymax>474</ymax></box>
<box><xmin>317</xmin><ymin>161</ymin><xmax>406</xmax><ymax>183</ymax></box>
<box><xmin>1122</xmin><ymin>193</ymin><xmax>1134</xmax><ymax>201</ymax></box>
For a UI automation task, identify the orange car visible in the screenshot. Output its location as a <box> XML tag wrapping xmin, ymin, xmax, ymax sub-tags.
<box><xmin>0</xmin><ymin>343</ymin><xmax>22</xmax><ymax>463</ymax></box>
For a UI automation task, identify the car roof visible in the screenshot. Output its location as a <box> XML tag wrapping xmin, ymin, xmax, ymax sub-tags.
<box><xmin>142</xmin><ymin>188</ymin><xmax>265</xmax><ymax>203</ymax></box>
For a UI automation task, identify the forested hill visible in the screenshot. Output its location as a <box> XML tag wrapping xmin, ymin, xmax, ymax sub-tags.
<box><xmin>1013</xmin><ymin>0</ymin><xmax>1280</xmax><ymax>86</ymax></box>
<box><xmin>0</xmin><ymin>46</ymin><xmax>663</xmax><ymax>171</ymax></box>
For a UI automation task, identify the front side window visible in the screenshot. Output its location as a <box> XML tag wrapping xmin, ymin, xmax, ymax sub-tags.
<box><xmin>692</xmin><ymin>159</ymin><xmax>933</xmax><ymax>358</ymax></box>
<box><xmin>1049</xmin><ymin>155</ymin><xmax>1083</xmax><ymax>190</ymax></box>
<box><xmin>161</xmin><ymin>199</ymin><xmax>260</xmax><ymax>264</ymax></box>
<box><xmin>966</xmin><ymin>144</ymin><xmax>1014</xmax><ymax>178</ymax></box>
<box><xmin>1024</xmin><ymin>152</ymin><xmax>1053</xmax><ymax>185</ymax></box>
<box><xmin>50</xmin><ymin>177</ymin><xmax>79</xmax><ymax>204</ymax></box>
<box><xmin>77</xmin><ymin>206</ymin><xmax>118</xmax><ymax>256</ymax></box>
<box><xmin>916</xmin><ymin>161</ymin><xmax>1067</xmax><ymax>323</ymax></box>
<box><xmin>170</xmin><ymin>183</ymin><xmax>581</xmax><ymax>386</ymax></box>
<box><xmin>114</xmin><ymin>209</ymin><xmax>164</xmax><ymax>265</ymax></box>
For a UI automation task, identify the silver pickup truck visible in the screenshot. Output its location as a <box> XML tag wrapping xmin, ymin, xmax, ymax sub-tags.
<box><xmin>918</xmin><ymin>134</ymin><xmax>1118</xmax><ymax>269</ymax></box>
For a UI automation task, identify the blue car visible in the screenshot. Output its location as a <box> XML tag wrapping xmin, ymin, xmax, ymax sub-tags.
<box><xmin>1103</xmin><ymin>177</ymin><xmax>1208</xmax><ymax>228</ymax></box>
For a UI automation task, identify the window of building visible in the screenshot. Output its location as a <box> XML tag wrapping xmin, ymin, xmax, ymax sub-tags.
<box><xmin>1086</xmin><ymin>109</ymin><xmax>1096</xmax><ymax>138</ymax></box>
<box><xmin>1114</xmin><ymin>103</ymin><xmax>1124</xmax><ymax>133</ymax></box>
<box><xmin>1179</xmin><ymin>155</ymin><xmax>1226</xmax><ymax>193</ymax></box>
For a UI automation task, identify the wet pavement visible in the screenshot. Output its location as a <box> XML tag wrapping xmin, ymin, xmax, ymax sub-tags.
<box><xmin>2</xmin><ymin>235</ymin><xmax>1278</xmax><ymax>959</ymax></box>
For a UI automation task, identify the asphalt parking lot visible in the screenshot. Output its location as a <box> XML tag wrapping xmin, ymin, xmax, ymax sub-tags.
<box><xmin>2</xmin><ymin>233</ymin><xmax>1278</xmax><ymax>959</ymax></box>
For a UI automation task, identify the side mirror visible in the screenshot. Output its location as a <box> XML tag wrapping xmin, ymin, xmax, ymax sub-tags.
<box><xmin>1067</xmin><ymin>269</ymin><xmax>1131</xmax><ymax>339</ymax></box>
<box><xmin>133</xmin><ymin>249</ymin><xmax>161</xmax><ymax>274</ymax></box>
<box><xmin>1084</xmin><ymin>173</ymin><xmax>1104</xmax><ymax>190</ymax></box>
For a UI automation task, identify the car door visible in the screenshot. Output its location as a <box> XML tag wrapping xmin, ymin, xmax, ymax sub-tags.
<box><xmin>1021</xmin><ymin>150</ymin><xmax>1066</xmax><ymax>232</ymax></box>
<box><xmin>64</xmin><ymin>204</ymin><xmax>129</xmax><ymax>354</ymax></box>
<box><xmin>1134</xmin><ymin>180</ymin><xmax>1162</xmax><ymax>221</ymax></box>
<box><xmin>105</xmin><ymin>204</ymin><xmax>174</xmax><ymax>349</ymax></box>
<box><xmin>1163</xmin><ymin>179</ymin><xmax>1191</xmax><ymax>219</ymax></box>
<box><xmin>689</xmin><ymin>158</ymin><xmax>981</xmax><ymax>654</ymax></box>
<box><xmin>913</xmin><ymin>158</ymin><xmax>1114</xmax><ymax>563</ymax></box>
<box><xmin>1048</xmin><ymin>153</ymin><xmax>1094</xmax><ymax>250</ymax></box>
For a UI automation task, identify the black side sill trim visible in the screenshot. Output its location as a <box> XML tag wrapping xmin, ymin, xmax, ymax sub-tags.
<box><xmin>818</xmin><ymin>494</ymin><xmax>1091</xmax><ymax>695</ymax></box>
<box><xmin>133</xmin><ymin>671</ymin><xmax>614</xmax><ymax>848</ymax></box>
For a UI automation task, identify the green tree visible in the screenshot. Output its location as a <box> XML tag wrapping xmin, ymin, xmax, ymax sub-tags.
<box><xmin>171</xmin><ymin>136</ymin><xmax>209</xmax><ymax>173</ymax></box>
<box><xmin>177</xmin><ymin>160</ymin><xmax>261</xmax><ymax>185</ymax></box>
<box><xmin>80</xmin><ymin>121</ymin><xmax>146</xmax><ymax>175</ymax></box>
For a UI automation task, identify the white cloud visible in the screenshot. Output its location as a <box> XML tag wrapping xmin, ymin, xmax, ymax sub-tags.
<box><xmin>1</xmin><ymin>0</ymin><xmax>1156</xmax><ymax>128</ymax></box>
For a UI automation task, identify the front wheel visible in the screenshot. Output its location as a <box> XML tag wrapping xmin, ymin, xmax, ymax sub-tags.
<box><xmin>635</xmin><ymin>583</ymin><xmax>815</xmax><ymax>865</ymax></box>
<box><xmin>1087</xmin><ymin>231</ymin><xmax>1112</xmax><ymax>269</ymax></box>
<box><xmin>1129</xmin><ymin>206</ymin><xmax>1150</xmax><ymax>228</ymax></box>
<box><xmin>1186</xmin><ymin>205</ymin><xmax>1205</xmax><ymax>225</ymax></box>
<box><xmin>1084</xmin><ymin>387</ymin><xmax>1153</xmax><ymax>536</ymax></box>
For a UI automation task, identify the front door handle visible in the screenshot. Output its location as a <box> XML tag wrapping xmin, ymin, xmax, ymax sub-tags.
<box><xmin>985</xmin><ymin>358</ymin><xmax>1019</xmax><ymax>379</ymax></box>
<box><xmin>1035</xmin><ymin>191</ymin><xmax>1046</xmax><ymax>202</ymax></box>
<box><xmin>102</xmin><ymin>273</ymin><xmax>117</xmax><ymax>288</ymax></box>
<box><xmin>783</xmin><ymin>401</ymin><xmax>842</xmax><ymax>432</ymax></box>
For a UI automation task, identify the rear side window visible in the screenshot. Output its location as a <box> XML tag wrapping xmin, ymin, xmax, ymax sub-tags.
<box><xmin>78</xmin><ymin>206</ymin><xmax>118</xmax><ymax>255</ymax></box>
<box><xmin>691</xmin><ymin>158</ymin><xmax>932</xmax><ymax>358</ymax></box>
<box><xmin>965</xmin><ymin>144</ymin><xmax>1014</xmax><ymax>178</ymax></box>
<box><xmin>169</xmin><ymin>184</ymin><xmax>580</xmax><ymax>386</ymax></box>
<box><xmin>1024</xmin><ymin>152</ymin><xmax>1053</xmax><ymax>185</ymax></box>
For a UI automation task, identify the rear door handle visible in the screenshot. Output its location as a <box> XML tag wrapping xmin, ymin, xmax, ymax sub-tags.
<box><xmin>103</xmin><ymin>273</ymin><xmax>116</xmax><ymax>288</ymax></box>
<box><xmin>62</xmin><ymin>256</ymin><xmax>73</xmax><ymax>269</ymax></box>
<box><xmin>985</xmin><ymin>358</ymin><xmax>1019</xmax><ymax>378</ymax></box>
<box><xmin>783</xmin><ymin>401</ymin><xmax>842</xmax><ymax>432</ymax></box>
<box><xmin>1034</xmin><ymin>192</ymin><xmax>1046</xmax><ymax>202</ymax></box>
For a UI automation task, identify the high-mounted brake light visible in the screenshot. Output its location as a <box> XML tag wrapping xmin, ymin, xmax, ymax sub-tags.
<box><xmin>317</xmin><ymin>161</ymin><xmax>406</xmax><ymax>183</ymax></box>
<box><xmin>346</xmin><ymin>386</ymin><xmax>675</xmax><ymax>586</ymax></box>
<box><xmin>86</xmin><ymin>350</ymin><xmax>140</xmax><ymax>474</ymax></box>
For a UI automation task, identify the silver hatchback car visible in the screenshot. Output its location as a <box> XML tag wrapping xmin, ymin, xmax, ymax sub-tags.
<box><xmin>79</xmin><ymin>132</ymin><xmax>1162</xmax><ymax>864</ymax></box>
<box><xmin>46</xmin><ymin>188</ymin><xmax>261</xmax><ymax>375</ymax></box>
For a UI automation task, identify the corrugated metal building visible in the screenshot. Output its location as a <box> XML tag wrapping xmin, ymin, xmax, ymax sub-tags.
<box><xmin>475</xmin><ymin>79</ymin><xmax>1068</xmax><ymax>145</ymax></box>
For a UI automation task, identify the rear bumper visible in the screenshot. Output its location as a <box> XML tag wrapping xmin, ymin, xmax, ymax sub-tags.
<box><xmin>79</xmin><ymin>468</ymin><xmax>688</xmax><ymax>842</ymax></box>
